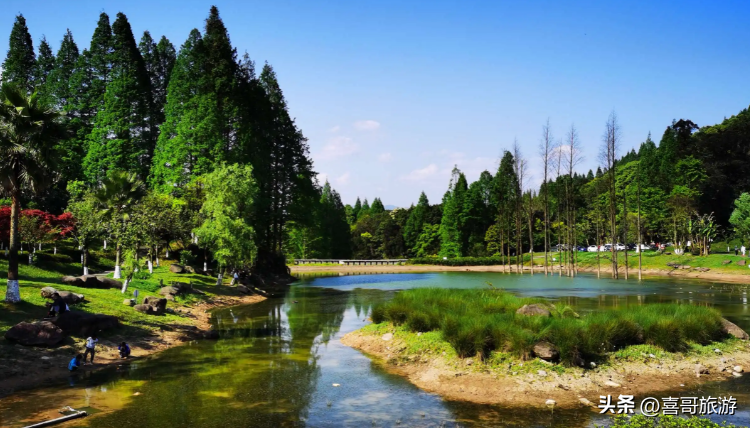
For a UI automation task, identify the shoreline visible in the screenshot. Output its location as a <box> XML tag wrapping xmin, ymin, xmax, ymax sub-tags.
<box><xmin>291</xmin><ymin>264</ymin><xmax>750</xmax><ymax>284</ymax></box>
<box><xmin>341</xmin><ymin>328</ymin><xmax>750</xmax><ymax>408</ymax></box>
<box><xmin>0</xmin><ymin>293</ymin><xmax>266</xmax><ymax>397</ymax></box>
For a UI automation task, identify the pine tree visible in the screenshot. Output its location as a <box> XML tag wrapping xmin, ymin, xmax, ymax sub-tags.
<box><xmin>1</xmin><ymin>14</ymin><xmax>36</xmax><ymax>92</ymax></box>
<box><xmin>49</xmin><ymin>30</ymin><xmax>79</xmax><ymax>109</ymax></box>
<box><xmin>139</xmin><ymin>31</ymin><xmax>175</xmax><ymax>141</ymax></box>
<box><xmin>359</xmin><ymin>199</ymin><xmax>370</xmax><ymax>220</ymax></box>
<box><xmin>49</xmin><ymin>29</ymin><xmax>82</xmax><ymax>183</ymax></box>
<box><xmin>370</xmin><ymin>197</ymin><xmax>385</xmax><ymax>214</ymax></box>
<box><xmin>84</xmin><ymin>12</ymin><xmax>153</xmax><ymax>182</ymax></box>
<box><xmin>439</xmin><ymin>167</ymin><xmax>468</xmax><ymax>257</ymax></box>
<box><xmin>318</xmin><ymin>182</ymin><xmax>352</xmax><ymax>258</ymax></box>
<box><xmin>352</xmin><ymin>197</ymin><xmax>362</xmax><ymax>221</ymax></box>
<box><xmin>404</xmin><ymin>191</ymin><xmax>429</xmax><ymax>254</ymax></box>
<box><xmin>34</xmin><ymin>36</ymin><xmax>55</xmax><ymax>103</ymax></box>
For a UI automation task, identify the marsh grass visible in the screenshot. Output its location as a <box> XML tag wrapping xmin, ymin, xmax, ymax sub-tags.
<box><xmin>371</xmin><ymin>288</ymin><xmax>728</xmax><ymax>365</ymax></box>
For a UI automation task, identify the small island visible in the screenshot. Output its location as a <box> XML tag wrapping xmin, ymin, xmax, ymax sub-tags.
<box><xmin>342</xmin><ymin>287</ymin><xmax>750</xmax><ymax>408</ymax></box>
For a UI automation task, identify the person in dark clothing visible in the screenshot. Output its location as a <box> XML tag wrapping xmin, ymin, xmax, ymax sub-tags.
<box><xmin>48</xmin><ymin>293</ymin><xmax>69</xmax><ymax>317</ymax></box>
<box><xmin>118</xmin><ymin>342</ymin><xmax>131</xmax><ymax>358</ymax></box>
<box><xmin>68</xmin><ymin>354</ymin><xmax>83</xmax><ymax>371</ymax></box>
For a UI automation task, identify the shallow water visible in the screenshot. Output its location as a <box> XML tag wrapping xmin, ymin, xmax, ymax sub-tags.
<box><xmin>1</xmin><ymin>272</ymin><xmax>749</xmax><ymax>427</ymax></box>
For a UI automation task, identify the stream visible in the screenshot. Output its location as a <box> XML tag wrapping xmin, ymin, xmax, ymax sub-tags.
<box><xmin>1</xmin><ymin>272</ymin><xmax>749</xmax><ymax>427</ymax></box>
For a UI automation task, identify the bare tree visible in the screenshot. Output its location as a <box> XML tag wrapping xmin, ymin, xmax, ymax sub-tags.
<box><xmin>565</xmin><ymin>124</ymin><xmax>584</xmax><ymax>276</ymax></box>
<box><xmin>601</xmin><ymin>111</ymin><xmax>621</xmax><ymax>278</ymax></box>
<box><xmin>513</xmin><ymin>140</ymin><xmax>527</xmax><ymax>273</ymax></box>
<box><xmin>539</xmin><ymin>119</ymin><xmax>553</xmax><ymax>275</ymax></box>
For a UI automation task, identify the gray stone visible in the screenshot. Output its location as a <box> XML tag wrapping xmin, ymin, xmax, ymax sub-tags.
<box><xmin>579</xmin><ymin>398</ymin><xmax>595</xmax><ymax>407</ymax></box>
<box><xmin>722</xmin><ymin>318</ymin><xmax>750</xmax><ymax>340</ymax></box>
<box><xmin>56</xmin><ymin>291</ymin><xmax>85</xmax><ymax>305</ymax></box>
<box><xmin>142</xmin><ymin>296</ymin><xmax>168</xmax><ymax>315</ymax></box>
<box><xmin>382</xmin><ymin>333</ymin><xmax>394</xmax><ymax>341</ymax></box>
<box><xmin>695</xmin><ymin>364</ymin><xmax>709</xmax><ymax>377</ymax></box>
<box><xmin>722</xmin><ymin>260</ymin><xmax>732</xmax><ymax>265</ymax></box>
<box><xmin>604</xmin><ymin>380</ymin><xmax>621</xmax><ymax>387</ymax></box>
<box><xmin>733</xmin><ymin>365</ymin><xmax>744</xmax><ymax>373</ymax></box>
<box><xmin>123</xmin><ymin>299</ymin><xmax>135</xmax><ymax>306</ymax></box>
<box><xmin>738</xmin><ymin>259</ymin><xmax>746</xmax><ymax>266</ymax></box>
<box><xmin>4</xmin><ymin>321</ymin><xmax>65</xmax><ymax>347</ymax></box>
<box><xmin>537</xmin><ymin>370</ymin><xmax>547</xmax><ymax>376</ymax></box>
<box><xmin>52</xmin><ymin>311</ymin><xmax>119</xmax><ymax>336</ymax></box>
<box><xmin>532</xmin><ymin>340</ymin><xmax>559</xmax><ymax>361</ymax></box>
<box><xmin>134</xmin><ymin>304</ymin><xmax>158</xmax><ymax>315</ymax></box>
<box><xmin>169</xmin><ymin>264</ymin><xmax>185</xmax><ymax>274</ymax></box>
<box><xmin>545</xmin><ymin>399</ymin><xmax>556</xmax><ymax>407</ymax></box>
<box><xmin>516</xmin><ymin>304</ymin><xmax>551</xmax><ymax>317</ymax></box>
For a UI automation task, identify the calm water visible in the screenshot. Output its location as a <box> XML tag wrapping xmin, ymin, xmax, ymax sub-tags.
<box><xmin>1</xmin><ymin>272</ymin><xmax>749</xmax><ymax>427</ymax></box>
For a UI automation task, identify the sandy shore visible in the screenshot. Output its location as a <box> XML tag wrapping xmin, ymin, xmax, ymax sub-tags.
<box><xmin>291</xmin><ymin>264</ymin><xmax>750</xmax><ymax>284</ymax></box>
<box><xmin>342</xmin><ymin>329</ymin><xmax>750</xmax><ymax>408</ymax></box>
<box><xmin>0</xmin><ymin>294</ymin><xmax>265</xmax><ymax>397</ymax></box>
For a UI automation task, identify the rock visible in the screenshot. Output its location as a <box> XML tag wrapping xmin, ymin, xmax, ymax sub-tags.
<box><xmin>236</xmin><ymin>285</ymin><xmax>251</xmax><ymax>294</ymax></box>
<box><xmin>382</xmin><ymin>333</ymin><xmax>394</xmax><ymax>341</ymax></box>
<box><xmin>4</xmin><ymin>321</ymin><xmax>65</xmax><ymax>347</ymax></box>
<box><xmin>666</xmin><ymin>262</ymin><xmax>680</xmax><ymax>268</ymax></box>
<box><xmin>738</xmin><ymin>259</ymin><xmax>746</xmax><ymax>266</ymax></box>
<box><xmin>332</xmin><ymin>383</ymin><xmax>341</xmax><ymax>387</ymax></box>
<box><xmin>537</xmin><ymin>370</ymin><xmax>547</xmax><ymax>376</ymax></box>
<box><xmin>158</xmin><ymin>286</ymin><xmax>180</xmax><ymax>297</ymax></box>
<box><xmin>604</xmin><ymin>380</ymin><xmax>621</xmax><ymax>387</ymax></box>
<box><xmin>61</xmin><ymin>276</ymin><xmax>85</xmax><ymax>287</ymax></box>
<box><xmin>139</xmin><ymin>297</ymin><xmax>168</xmax><ymax>315</ymax></box>
<box><xmin>680</xmin><ymin>265</ymin><xmax>692</xmax><ymax>270</ymax></box>
<box><xmin>169</xmin><ymin>264</ymin><xmax>185</xmax><ymax>274</ymax></box>
<box><xmin>579</xmin><ymin>398</ymin><xmax>595</xmax><ymax>407</ymax></box>
<box><xmin>516</xmin><ymin>304</ymin><xmax>551</xmax><ymax>317</ymax></box>
<box><xmin>590</xmin><ymin>362</ymin><xmax>597</xmax><ymax>369</ymax></box>
<box><xmin>98</xmin><ymin>277</ymin><xmax>122</xmax><ymax>288</ymax></box>
<box><xmin>545</xmin><ymin>399</ymin><xmax>556</xmax><ymax>407</ymax></box>
<box><xmin>532</xmin><ymin>341</ymin><xmax>559</xmax><ymax>361</ymax></box>
<box><xmin>721</xmin><ymin>318</ymin><xmax>749</xmax><ymax>340</ymax></box>
<box><xmin>123</xmin><ymin>299</ymin><xmax>135</xmax><ymax>306</ymax></box>
<box><xmin>722</xmin><ymin>260</ymin><xmax>732</xmax><ymax>265</ymax></box>
<box><xmin>134</xmin><ymin>304</ymin><xmax>158</xmax><ymax>315</ymax></box>
<box><xmin>695</xmin><ymin>364</ymin><xmax>709</xmax><ymax>377</ymax></box>
<box><xmin>695</xmin><ymin>267</ymin><xmax>710</xmax><ymax>272</ymax></box>
<box><xmin>56</xmin><ymin>291</ymin><xmax>84</xmax><ymax>305</ymax></box>
<box><xmin>733</xmin><ymin>365</ymin><xmax>744</xmax><ymax>373</ymax></box>
<box><xmin>732</xmin><ymin>372</ymin><xmax>743</xmax><ymax>378</ymax></box>
<box><xmin>714</xmin><ymin>349</ymin><xmax>722</xmax><ymax>354</ymax></box>
<box><xmin>184</xmin><ymin>266</ymin><xmax>196</xmax><ymax>274</ymax></box>
<box><xmin>40</xmin><ymin>286</ymin><xmax>57</xmax><ymax>299</ymax></box>
<box><xmin>52</xmin><ymin>311</ymin><xmax>119</xmax><ymax>336</ymax></box>
<box><xmin>465</xmin><ymin>358</ymin><xmax>474</xmax><ymax>366</ymax></box>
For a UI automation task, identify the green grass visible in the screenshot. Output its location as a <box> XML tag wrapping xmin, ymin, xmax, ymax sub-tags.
<box><xmin>567</xmin><ymin>250</ymin><xmax>750</xmax><ymax>274</ymax></box>
<box><xmin>602</xmin><ymin>414</ymin><xmax>739</xmax><ymax>427</ymax></box>
<box><xmin>371</xmin><ymin>288</ymin><xmax>731</xmax><ymax>366</ymax></box>
<box><xmin>0</xmin><ymin>240</ymin><xmax>243</xmax><ymax>339</ymax></box>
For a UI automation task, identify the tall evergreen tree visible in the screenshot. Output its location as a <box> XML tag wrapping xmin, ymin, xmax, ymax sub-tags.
<box><xmin>404</xmin><ymin>191</ymin><xmax>429</xmax><ymax>255</ymax></box>
<box><xmin>439</xmin><ymin>166</ymin><xmax>468</xmax><ymax>257</ymax></box>
<box><xmin>49</xmin><ymin>29</ymin><xmax>82</xmax><ymax>184</ymax></box>
<box><xmin>34</xmin><ymin>36</ymin><xmax>55</xmax><ymax>102</ymax></box>
<box><xmin>1</xmin><ymin>14</ymin><xmax>36</xmax><ymax>92</ymax></box>
<box><xmin>318</xmin><ymin>182</ymin><xmax>352</xmax><ymax>258</ymax></box>
<box><xmin>139</xmin><ymin>31</ymin><xmax>175</xmax><ymax>142</ymax></box>
<box><xmin>370</xmin><ymin>197</ymin><xmax>385</xmax><ymax>214</ymax></box>
<box><xmin>49</xmin><ymin>30</ymin><xmax>79</xmax><ymax>109</ymax></box>
<box><xmin>352</xmin><ymin>197</ymin><xmax>362</xmax><ymax>221</ymax></box>
<box><xmin>84</xmin><ymin>12</ymin><xmax>153</xmax><ymax>182</ymax></box>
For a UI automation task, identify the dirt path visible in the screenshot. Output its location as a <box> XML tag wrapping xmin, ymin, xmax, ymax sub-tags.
<box><xmin>291</xmin><ymin>264</ymin><xmax>750</xmax><ymax>284</ymax></box>
<box><xmin>0</xmin><ymin>294</ymin><xmax>265</xmax><ymax>397</ymax></box>
<box><xmin>342</xmin><ymin>330</ymin><xmax>750</xmax><ymax>408</ymax></box>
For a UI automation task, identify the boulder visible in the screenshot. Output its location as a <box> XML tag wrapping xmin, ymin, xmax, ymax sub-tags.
<box><xmin>52</xmin><ymin>311</ymin><xmax>119</xmax><ymax>336</ymax></box>
<box><xmin>738</xmin><ymin>259</ymin><xmax>746</xmax><ymax>266</ymax></box>
<box><xmin>5</xmin><ymin>321</ymin><xmax>65</xmax><ymax>347</ymax></box>
<box><xmin>40</xmin><ymin>286</ymin><xmax>57</xmax><ymax>299</ymax></box>
<box><xmin>236</xmin><ymin>285</ymin><xmax>251</xmax><ymax>295</ymax></box>
<box><xmin>722</xmin><ymin>260</ymin><xmax>732</xmax><ymax>265</ymax></box>
<box><xmin>134</xmin><ymin>304</ymin><xmax>159</xmax><ymax>315</ymax></box>
<box><xmin>61</xmin><ymin>276</ymin><xmax>85</xmax><ymax>287</ymax></box>
<box><xmin>516</xmin><ymin>304</ymin><xmax>551</xmax><ymax>317</ymax></box>
<box><xmin>184</xmin><ymin>266</ymin><xmax>196</xmax><ymax>274</ymax></box>
<box><xmin>695</xmin><ymin>267</ymin><xmax>710</xmax><ymax>272</ymax></box>
<box><xmin>169</xmin><ymin>264</ymin><xmax>185</xmax><ymax>273</ymax></box>
<box><xmin>57</xmin><ymin>291</ymin><xmax>85</xmax><ymax>305</ymax></box>
<box><xmin>532</xmin><ymin>340</ymin><xmax>559</xmax><ymax>361</ymax></box>
<box><xmin>721</xmin><ymin>318</ymin><xmax>749</xmax><ymax>340</ymax></box>
<box><xmin>158</xmin><ymin>286</ymin><xmax>181</xmax><ymax>297</ymax></box>
<box><xmin>98</xmin><ymin>277</ymin><xmax>122</xmax><ymax>288</ymax></box>
<box><xmin>123</xmin><ymin>299</ymin><xmax>135</xmax><ymax>306</ymax></box>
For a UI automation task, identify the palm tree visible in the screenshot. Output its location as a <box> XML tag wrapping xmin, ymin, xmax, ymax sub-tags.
<box><xmin>93</xmin><ymin>170</ymin><xmax>146</xmax><ymax>278</ymax></box>
<box><xmin>0</xmin><ymin>84</ymin><xmax>63</xmax><ymax>302</ymax></box>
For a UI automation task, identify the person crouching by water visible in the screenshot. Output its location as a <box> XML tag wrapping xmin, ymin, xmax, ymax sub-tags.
<box><xmin>68</xmin><ymin>354</ymin><xmax>83</xmax><ymax>371</ymax></box>
<box><xmin>118</xmin><ymin>342</ymin><xmax>131</xmax><ymax>358</ymax></box>
<box><xmin>47</xmin><ymin>292</ymin><xmax>69</xmax><ymax>317</ymax></box>
<box><xmin>84</xmin><ymin>334</ymin><xmax>98</xmax><ymax>364</ymax></box>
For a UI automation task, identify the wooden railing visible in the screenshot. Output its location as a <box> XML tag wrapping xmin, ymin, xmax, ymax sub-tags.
<box><xmin>293</xmin><ymin>259</ymin><xmax>408</xmax><ymax>266</ymax></box>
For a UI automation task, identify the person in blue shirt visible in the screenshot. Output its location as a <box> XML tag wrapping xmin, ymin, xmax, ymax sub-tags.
<box><xmin>68</xmin><ymin>354</ymin><xmax>83</xmax><ymax>371</ymax></box>
<box><xmin>118</xmin><ymin>342</ymin><xmax>131</xmax><ymax>358</ymax></box>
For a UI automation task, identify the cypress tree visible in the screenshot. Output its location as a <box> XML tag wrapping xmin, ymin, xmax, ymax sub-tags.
<box><xmin>49</xmin><ymin>29</ymin><xmax>79</xmax><ymax>109</ymax></box>
<box><xmin>352</xmin><ymin>197</ymin><xmax>362</xmax><ymax>220</ymax></box>
<box><xmin>84</xmin><ymin>12</ymin><xmax>152</xmax><ymax>182</ymax></box>
<box><xmin>439</xmin><ymin>167</ymin><xmax>468</xmax><ymax>257</ymax></box>
<box><xmin>370</xmin><ymin>197</ymin><xmax>385</xmax><ymax>214</ymax></box>
<box><xmin>1</xmin><ymin>14</ymin><xmax>36</xmax><ymax>92</ymax></box>
<box><xmin>149</xmin><ymin>29</ymin><xmax>205</xmax><ymax>191</ymax></box>
<box><xmin>139</xmin><ymin>32</ymin><xmax>175</xmax><ymax>140</ymax></box>
<box><xmin>404</xmin><ymin>191</ymin><xmax>429</xmax><ymax>254</ymax></box>
<box><xmin>34</xmin><ymin>36</ymin><xmax>55</xmax><ymax>102</ymax></box>
<box><xmin>359</xmin><ymin>199</ymin><xmax>371</xmax><ymax>219</ymax></box>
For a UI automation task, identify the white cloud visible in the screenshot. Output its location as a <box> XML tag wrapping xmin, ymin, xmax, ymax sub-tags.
<box><xmin>317</xmin><ymin>136</ymin><xmax>358</xmax><ymax>160</ymax></box>
<box><xmin>401</xmin><ymin>164</ymin><xmax>439</xmax><ymax>181</ymax></box>
<box><xmin>378</xmin><ymin>152</ymin><xmax>393</xmax><ymax>162</ymax></box>
<box><xmin>329</xmin><ymin>125</ymin><xmax>340</xmax><ymax>133</ymax></box>
<box><xmin>335</xmin><ymin>172</ymin><xmax>351</xmax><ymax>185</ymax></box>
<box><xmin>353</xmin><ymin>120</ymin><xmax>381</xmax><ymax>131</ymax></box>
<box><xmin>316</xmin><ymin>172</ymin><xmax>329</xmax><ymax>184</ymax></box>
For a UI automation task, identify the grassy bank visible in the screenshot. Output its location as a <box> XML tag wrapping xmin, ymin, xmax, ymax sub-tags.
<box><xmin>371</xmin><ymin>288</ymin><xmax>734</xmax><ymax>365</ymax></box>
<box><xmin>604</xmin><ymin>415</ymin><xmax>739</xmax><ymax>427</ymax></box>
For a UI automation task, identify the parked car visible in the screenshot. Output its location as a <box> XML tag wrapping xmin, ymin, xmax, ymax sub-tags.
<box><xmin>576</xmin><ymin>246</ymin><xmax>587</xmax><ymax>252</ymax></box>
<box><xmin>614</xmin><ymin>243</ymin><xmax>626</xmax><ymax>251</ymax></box>
<box><xmin>586</xmin><ymin>245</ymin><xmax>598</xmax><ymax>252</ymax></box>
<box><xmin>635</xmin><ymin>244</ymin><xmax>652</xmax><ymax>251</ymax></box>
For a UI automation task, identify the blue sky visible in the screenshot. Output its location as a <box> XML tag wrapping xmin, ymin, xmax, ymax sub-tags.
<box><xmin>2</xmin><ymin>1</ymin><xmax>749</xmax><ymax>207</ymax></box>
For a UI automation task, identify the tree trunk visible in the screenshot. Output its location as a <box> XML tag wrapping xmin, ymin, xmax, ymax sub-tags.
<box><xmin>83</xmin><ymin>247</ymin><xmax>88</xmax><ymax>276</ymax></box>
<box><xmin>148</xmin><ymin>260</ymin><xmax>153</xmax><ymax>274</ymax></box>
<box><xmin>5</xmin><ymin>191</ymin><xmax>21</xmax><ymax>303</ymax></box>
<box><xmin>114</xmin><ymin>244</ymin><xmax>122</xmax><ymax>279</ymax></box>
<box><xmin>623</xmin><ymin>191</ymin><xmax>629</xmax><ymax>280</ymax></box>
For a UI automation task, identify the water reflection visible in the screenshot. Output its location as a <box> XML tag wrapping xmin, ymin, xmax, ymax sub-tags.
<box><xmin>0</xmin><ymin>272</ymin><xmax>748</xmax><ymax>427</ymax></box>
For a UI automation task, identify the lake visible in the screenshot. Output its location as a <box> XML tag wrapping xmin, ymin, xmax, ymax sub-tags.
<box><xmin>1</xmin><ymin>272</ymin><xmax>749</xmax><ymax>427</ymax></box>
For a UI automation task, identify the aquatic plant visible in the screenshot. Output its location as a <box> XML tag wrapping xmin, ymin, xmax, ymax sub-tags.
<box><xmin>371</xmin><ymin>288</ymin><xmax>727</xmax><ymax>365</ymax></box>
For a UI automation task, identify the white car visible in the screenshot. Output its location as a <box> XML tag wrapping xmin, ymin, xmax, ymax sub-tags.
<box><xmin>614</xmin><ymin>243</ymin><xmax>626</xmax><ymax>251</ymax></box>
<box><xmin>587</xmin><ymin>245</ymin><xmax>599</xmax><ymax>252</ymax></box>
